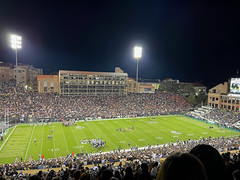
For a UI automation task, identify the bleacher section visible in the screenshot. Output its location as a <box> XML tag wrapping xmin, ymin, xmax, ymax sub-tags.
<box><xmin>187</xmin><ymin>106</ymin><xmax>240</xmax><ymax>130</ymax></box>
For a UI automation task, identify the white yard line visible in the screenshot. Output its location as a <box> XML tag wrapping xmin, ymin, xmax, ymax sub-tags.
<box><xmin>24</xmin><ymin>125</ymin><xmax>35</xmax><ymax>161</ymax></box>
<box><xmin>79</xmin><ymin>126</ymin><xmax>95</xmax><ymax>152</ymax></box>
<box><xmin>126</xmin><ymin>120</ymin><xmax>157</xmax><ymax>144</ymax></box>
<box><xmin>52</xmin><ymin>127</ymin><xmax>57</xmax><ymax>157</ymax></box>
<box><xmin>60</xmin><ymin>124</ymin><xmax>70</xmax><ymax>154</ymax></box>
<box><xmin>104</xmin><ymin>121</ymin><xmax>133</xmax><ymax>144</ymax></box>
<box><xmin>90</xmin><ymin>122</ymin><xmax>118</xmax><ymax>149</ymax></box>
<box><xmin>40</xmin><ymin>125</ymin><xmax>44</xmax><ymax>155</ymax></box>
<box><xmin>99</xmin><ymin>122</ymin><xmax>122</xmax><ymax>142</ymax></box>
<box><xmin>0</xmin><ymin>126</ymin><xmax>17</xmax><ymax>152</ymax></box>
<box><xmin>70</xmin><ymin>126</ymin><xmax>80</xmax><ymax>147</ymax></box>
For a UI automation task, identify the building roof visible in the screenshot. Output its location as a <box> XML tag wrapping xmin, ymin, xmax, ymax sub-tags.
<box><xmin>139</xmin><ymin>85</ymin><xmax>154</xmax><ymax>89</ymax></box>
<box><xmin>137</xmin><ymin>78</ymin><xmax>161</xmax><ymax>83</ymax></box>
<box><xmin>37</xmin><ymin>75</ymin><xmax>58</xmax><ymax>81</ymax></box>
<box><xmin>0</xmin><ymin>62</ymin><xmax>12</xmax><ymax>67</ymax></box>
<box><xmin>59</xmin><ymin>70</ymin><xmax>128</xmax><ymax>76</ymax></box>
<box><xmin>128</xmin><ymin>78</ymin><xmax>135</xmax><ymax>81</ymax></box>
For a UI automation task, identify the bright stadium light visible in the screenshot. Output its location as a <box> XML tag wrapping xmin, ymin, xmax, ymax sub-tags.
<box><xmin>134</xmin><ymin>46</ymin><xmax>142</xmax><ymax>59</ymax></box>
<box><xmin>133</xmin><ymin>46</ymin><xmax>142</xmax><ymax>82</ymax></box>
<box><xmin>10</xmin><ymin>34</ymin><xmax>22</xmax><ymax>85</ymax></box>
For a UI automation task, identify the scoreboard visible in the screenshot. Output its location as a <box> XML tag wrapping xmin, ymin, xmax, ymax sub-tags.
<box><xmin>230</xmin><ymin>78</ymin><xmax>240</xmax><ymax>94</ymax></box>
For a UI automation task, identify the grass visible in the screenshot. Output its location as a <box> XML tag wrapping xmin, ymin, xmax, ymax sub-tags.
<box><xmin>0</xmin><ymin>115</ymin><xmax>239</xmax><ymax>164</ymax></box>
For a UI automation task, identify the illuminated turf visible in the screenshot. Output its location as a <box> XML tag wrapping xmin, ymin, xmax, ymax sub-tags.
<box><xmin>0</xmin><ymin>115</ymin><xmax>239</xmax><ymax>164</ymax></box>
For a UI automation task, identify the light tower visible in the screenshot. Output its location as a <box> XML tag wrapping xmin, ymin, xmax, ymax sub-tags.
<box><xmin>133</xmin><ymin>46</ymin><xmax>142</xmax><ymax>82</ymax></box>
<box><xmin>10</xmin><ymin>34</ymin><xmax>22</xmax><ymax>85</ymax></box>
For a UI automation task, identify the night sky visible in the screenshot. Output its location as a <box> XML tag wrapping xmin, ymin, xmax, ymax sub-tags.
<box><xmin>0</xmin><ymin>1</ymin><xmax>239</xmax><ymax>87</ymax></box>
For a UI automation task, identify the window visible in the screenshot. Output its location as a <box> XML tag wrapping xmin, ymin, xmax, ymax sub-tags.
<box><xmin>50</xmin><ymin>81</ymin><xmax>54</xmax><ymax>92</ymax></box>
<box><xmin>144</xmin><ymin>88</ymin><xmax>151</xmax><ymax>92</ymax></box>
<box><xmin>216</xmin><ymin>98</ymin><xmax>218</xmax><ymax>101</ymax></box>
<box><xmin>44</xmin><ymin>81</ymin><xmax>47</xmax><ymax>87</ymax></box>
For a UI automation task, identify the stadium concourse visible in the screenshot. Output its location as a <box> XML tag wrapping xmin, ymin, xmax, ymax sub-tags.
<box><xmin>0</xmin><ymin>82</ymin><xmax>240</xmax><ymax>179</ymax></box>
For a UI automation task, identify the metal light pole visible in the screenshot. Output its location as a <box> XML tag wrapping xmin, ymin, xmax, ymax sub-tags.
<box><xmin>134</xmin><ymin>46</ymin><xmax>142</xmax><ymax>82</ymax></box>
<box><xmin>10</xmin><ymin>34</ymin><xmax>22</xmax><ymax>86</ymax></box>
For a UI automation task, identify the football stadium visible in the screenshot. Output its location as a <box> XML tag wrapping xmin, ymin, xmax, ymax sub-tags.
<box><xmin>0</xmin><ymin>80</ymin><xmax>240</xmax><ymax>179</ymax></box>
<box><xmin>1</xmin><ymin>2</ymin><xmax>240</xmax><ymax>179</ymax></box>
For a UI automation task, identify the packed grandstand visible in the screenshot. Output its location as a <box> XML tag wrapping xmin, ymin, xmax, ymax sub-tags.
<box><xmin>0</xmin><ymin>81</ymin><xmax>240</xmax><ymax>180</ymax></box>
<box><xmin>0</xmin><ymin>82</ymin><xmax>191</xmax><ymax>121</ymax></box>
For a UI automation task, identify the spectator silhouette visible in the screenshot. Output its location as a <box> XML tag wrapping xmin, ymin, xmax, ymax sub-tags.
<box><xmin>101</xmin><ymin>169</ymin><xmax>113</xmax><ymax>180</ymax></box>
<box><xmin>190</xmin><ymin>144</ymin><xmax>226</xmax><ymax>180</ymax></box>
<box><xmin>156</xmin><ymin>152</ymin><xmax>207</xmax><ymax>180</ymax></box>
<box><xmin>233</xmin><ymin>170</ymin><xmax>240</xmax><ymax>180</ymax></box>
<box><xmin>137</xmin><ymin>163</ymin><xmax>152</xmax><ymax>180</ymax></box>
<box><xmin>122</xmin><ymin>167</ymin><xmax>134</xmax><ymax>180</ymax></box>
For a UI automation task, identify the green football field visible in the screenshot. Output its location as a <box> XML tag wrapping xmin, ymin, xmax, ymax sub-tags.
<box><xmin>0</xmin><ymin>115</ymin><xmax>239</xmax><ymax>164</ymax></box>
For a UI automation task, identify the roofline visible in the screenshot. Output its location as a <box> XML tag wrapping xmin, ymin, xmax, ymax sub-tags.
<box><xmin>59</xmin><ymin>70</ymin><xmax>128</xmax><ymax>76</ymax></box>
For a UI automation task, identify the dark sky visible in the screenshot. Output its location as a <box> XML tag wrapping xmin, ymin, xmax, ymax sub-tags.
<box><xmin>0</xmin><ymin>1</ymin><xmax>239</xmax><ymax>87</ymax></box>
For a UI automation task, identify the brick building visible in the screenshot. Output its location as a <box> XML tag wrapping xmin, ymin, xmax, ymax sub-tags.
<box><xmin>208</xmin><ymin>81</ymin><xmax>240</xmax><ymax>112</ymax></box>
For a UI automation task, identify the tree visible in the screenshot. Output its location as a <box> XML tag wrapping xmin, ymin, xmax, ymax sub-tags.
<box><xmin>158</xmin><ymin>82</ymin><xmax>179</xmax><ymax>93</ymax></box>
<box><xmin>187</xmin><ymin>92</ymin><xmax>197</xmax><ymax>105</ymax></box>
<box><xmin>195</xmin><ymin>91</ymin><xmax>208</xmax><ymax>105</ymax></box>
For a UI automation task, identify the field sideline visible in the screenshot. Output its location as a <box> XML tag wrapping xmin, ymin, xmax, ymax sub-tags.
<box><xmin>0</xmin><ymin>115</ymin><xmax>239</xmax><ymax>164</ymax></box>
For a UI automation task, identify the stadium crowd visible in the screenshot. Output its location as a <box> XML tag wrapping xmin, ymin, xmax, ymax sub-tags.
<box><xmin>0</xmin><ymin>88</ymin><xmax>190</xmax><ymax>121</ymax></box>
<box><xmin>201</xmin><ymin>108</ymin><xmax>240</xmax><ymax>129</ymax></box>
<box><xmin>187</xmin><ymin>107</ymin><xmax>240</xmax><ymax>130</ymax></box>
<box><xmin>0</xmin><ymin>81</ymin><xmax>25</xmax><ymax>95</ymax></box>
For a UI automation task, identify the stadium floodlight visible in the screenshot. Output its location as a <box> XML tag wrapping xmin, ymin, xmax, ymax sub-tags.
<box><xmin>133</xmin><ymin>46</ymin><xmax>142</xmax><ymax>82</ymax></box>
<box><xmin>134</xmin><ymin>46</ymin><xmax>142</xmax><ymax>59</ymax></box>
<box><xmin>10</xmin><ymin>34</ymin><xmax>22</xmax><ymax>85</ymax></box>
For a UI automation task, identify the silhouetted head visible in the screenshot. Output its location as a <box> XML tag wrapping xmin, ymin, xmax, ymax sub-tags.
<box><xmin>101</xmin><ymin>169</ymin><xmax>113</xmax><ymax>180</ymax></box>
<box><xmin>156</xmin><ymin>152</ymin><xmax>207</xmax><ymax>180</ymax></box>
<box><xmin>141</xmin><ymin>163</ymin><xmax>148</xmax><ymax>172</ymax></box>
<box><xmin>125</xmin><ymin>166</ymin><xmax>133</xmax><ymax>177</ymax></box>
<box><xmin>233</xmin><ymin>170</ymin><xmax>240</xmax><ymax>180</ymax></box>
<box><xmin>190</xmin><ymin>144</ymin><xmax>226</xmax><ymax>180</ymax></box>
